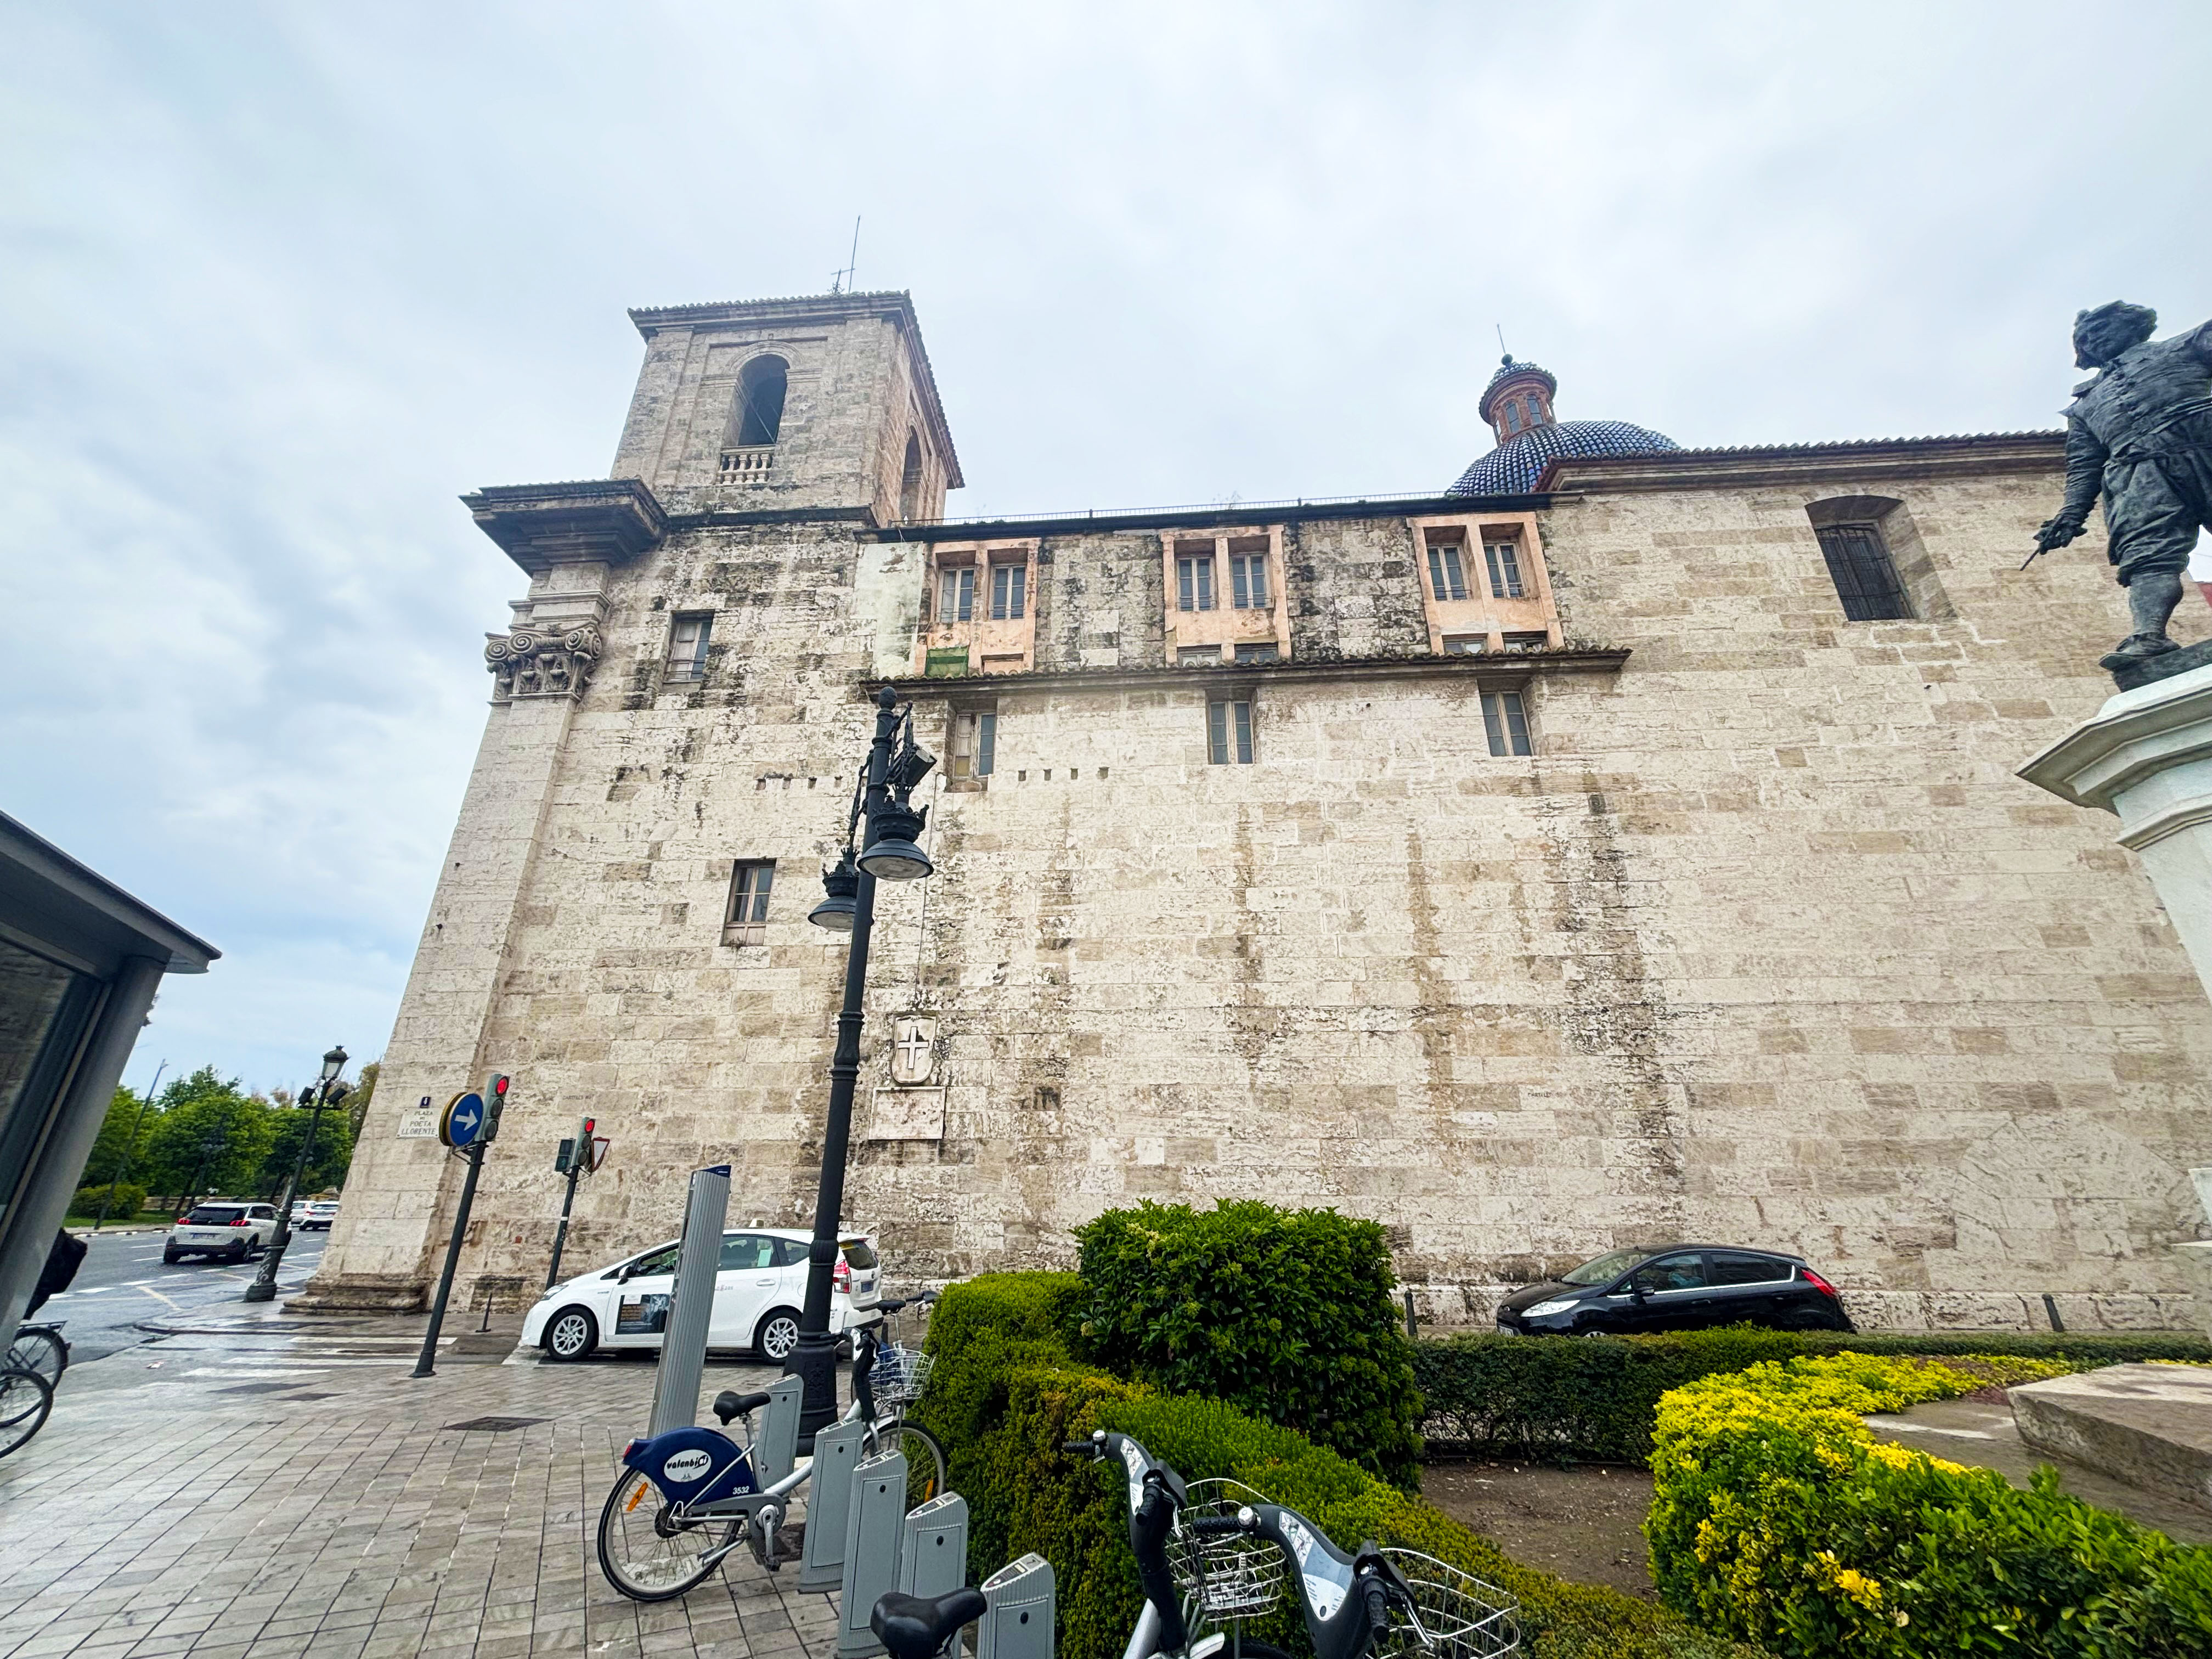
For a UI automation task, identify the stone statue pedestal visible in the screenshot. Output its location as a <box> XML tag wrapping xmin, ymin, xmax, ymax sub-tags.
<box><xmin>2023</xmin><ymin>672</ymin><xmax>2212</xmax><ymax>1337</ymax></box>
<box><xmin>2021</xmin><ymin>662</ymin><xmax>2212</xmax><ymax>993</ymax></box>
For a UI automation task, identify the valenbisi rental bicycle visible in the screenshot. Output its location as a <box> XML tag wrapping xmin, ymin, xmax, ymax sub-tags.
<box><xmin>0</xmin><ymin>1365</ymin><xmax>54</xmax><ymax>1460</ymax></box>
<box><xmin>863</xmin><ymin>1294</ymin><xmax>945</xmax><ymax>1506</ymax></box>
<box><xmin>597</xmin><ymin>1314</ymin><xmax>946</xmax><ymax>1601</ymax></box>
<box><xmin>5</xmin><ymin>1324</ymin><xmax>67</xmax><ymax>1393</ymax></box>
<box><xmin>1189</xmin><ymin>1489</ymin><xmax>1518</xmax><ymax>1659</ymax></box>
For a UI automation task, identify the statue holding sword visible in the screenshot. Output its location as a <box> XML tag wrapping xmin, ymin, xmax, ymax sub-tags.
<box><xmin>2027</xmin><ymin>301</ymin><xmax>2212</xmax><ymax>676</ymax></box>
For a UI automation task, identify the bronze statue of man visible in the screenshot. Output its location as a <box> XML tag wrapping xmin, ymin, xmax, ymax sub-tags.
<box><xmin>2034</xmin><ymin>302</ymin><xmax>2212</xmax><ymax>672</ymax></box>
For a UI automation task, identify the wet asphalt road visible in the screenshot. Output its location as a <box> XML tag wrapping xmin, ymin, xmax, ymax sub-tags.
<box><xmin>31</xmin><ymin>1227</ymin><xmax>329</xmax><ymax>1363</ymax></box>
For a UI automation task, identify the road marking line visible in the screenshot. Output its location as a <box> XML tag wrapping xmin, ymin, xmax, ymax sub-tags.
<box><xmin>134</xmin><ymin>1286</ymin><xmax>182</xmax><ymax>1310</ymax></box>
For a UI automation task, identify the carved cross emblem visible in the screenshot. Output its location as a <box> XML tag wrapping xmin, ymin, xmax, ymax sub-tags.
<box><xmin>890</xmin><ymin>1016</ymin><xmax>938</xmax><ymax>1086</ymax></box>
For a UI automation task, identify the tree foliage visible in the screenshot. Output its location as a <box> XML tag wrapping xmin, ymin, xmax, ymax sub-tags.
<box><xmin>119</xmin><ymin>1062</ymin><xmax>364</xmax><ymax>1203</ymax></box>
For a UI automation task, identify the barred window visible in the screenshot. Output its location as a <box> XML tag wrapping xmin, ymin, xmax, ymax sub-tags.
<box><xmin>1481</xmin><ymin>691</ymin><xmax>1531</xmax><ymax>757</ymax></box>
<box><xmin>1501</xmin><ymin>631</ymin><xmax>1547</xmax><ymax>651</ymax></box>
<box><xmin>1207</xmin><ymin>698</ymin><xmax>1254</xmax><ymax>765</ymax></box>
<box><xmin>1815</xmin><ymin>523</ymin><xmax>1910</xmax><ymax>621</ymax></box>
<box><xmin>723</xmin><ymin>860</ymin><xmax>775</xmax><ymax>945</ymax></box>
<box><xmin>1425</xmin><ymin>536</ymin><xmax>1469</xmax><ymax>601</ymax></box>
<box><xmin>950</xmin><ymin>710</ymin><xmax>996</xmax><ymax>779</ymax></box>
<box><xmin>1233</xmin><ymin>643</ymin><xmax>1279</xmax><ymax>663</ymax></box>
<box><xmin>990</xmin><ymin>562</ymin><xmax>1026</xmax><ymax>621</ymax></box>
<box><xmin>1442</xmin><ymin>634</ymin><xmax>1486</xmax><ymax>656</ymax></box>
<box><xmin>939</xmin><ymin>566</ymin><xmax>975</xmax><ymax>623</ymax></box>
<box><xmin>1177</xmin><ymin>549</ymin><xmax>1217</xmax><ymax>612</ymax></box>
<box><xmin>1483</xmin><ymin>537</ymin><xmax>1526</xmax><ymax>599</ymax></box>
<box><xmin>1178</xmin><ymin>645</ymin><xmax>1222</xmax><ymax>665</ymax></box>
<box><xmin>665</xmin><ymin>613</ymin><xmax>712</xmax><ymax>681</ymax></box>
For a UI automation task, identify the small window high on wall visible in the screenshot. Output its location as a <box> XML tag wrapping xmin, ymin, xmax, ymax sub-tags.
<box><xmin>1815</xmin><ymin>523</ymin><xmax>1910</xmax><ymax>620</ymax></box>
<box><xmin>665</xmin><ymin>613</ymin><xmax>712</xmax><ymax>682</ymax></box>
<box><xmin>734</xmin><ymin>356</ymin><xmax>788</xmax><ymax>448</ymax></box>
<box><xmin>900</xmin><ymin>432</ymin><xmax>924</xmax><ymax>520</ymax></box>
<box><xmin>949</xmin><ymin>710</ymin><xmax>996</xmax><ymax>779</ymax></box>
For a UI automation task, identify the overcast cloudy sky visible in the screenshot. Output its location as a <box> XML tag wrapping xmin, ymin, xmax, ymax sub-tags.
<box><xmin>4</xmin><ymin>2</ymin><xmax>2209</xmax><ymax>1096</ymax></box>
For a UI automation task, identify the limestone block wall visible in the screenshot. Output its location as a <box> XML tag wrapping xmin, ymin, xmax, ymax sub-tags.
<box><xmin>318</xmin><ymin>452</ymin><xmax>2212</xmax><ymax>1333</ymax></box>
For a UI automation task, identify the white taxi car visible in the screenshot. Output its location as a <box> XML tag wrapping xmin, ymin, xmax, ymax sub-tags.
<box><xmin>521</xmin><ymin>1228</ymin><xmax>881</xmax><ymax>1362</ymax></box>
<box><xmin>163</xmin><ymin>1200</ymin><xmax>280</xmax><ymax>1263</ymax></box>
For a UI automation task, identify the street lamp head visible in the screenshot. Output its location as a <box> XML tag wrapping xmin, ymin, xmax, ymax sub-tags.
<box><xmin>808</xmin><ymin>853</ymin><xmax>861</xmax><ymax>932</ymax></box>
<box><xmin>859</xmin><ymin>804</ymin><xmax>933</xmax><ymax>882</ymax></box>
<box><xmin>321</xmin><ymin>1045</ymin><xmax>348</xmax><ymax>1082</ymax></box>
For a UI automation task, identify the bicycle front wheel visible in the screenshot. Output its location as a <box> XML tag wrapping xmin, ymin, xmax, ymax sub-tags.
<box><xmin>596</xmin><ymin>1467</ymin><xmax>738</xmax><ymax>1601</ymax></box>
<box><xmin>6</xmin><ymin>1330</ymin><xmax>65</xmax><ymax>1391</ymax></box>
<box><xmin>867</xmin><ymin>1420</ymin><xmax>946</xmax><ymax>1509</ymax></box>
<box><xmin>0</xmin><ymin>1368</ymin><xmax>54</xmax><ymax>1460</ymax></box>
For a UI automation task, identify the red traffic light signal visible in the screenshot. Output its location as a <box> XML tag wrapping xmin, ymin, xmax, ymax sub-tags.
<box><xmin>492</xmin><ymin>1075</ymin><xmax>510</xmax><ymax>1097</ymax></box>
<box><xmin>581</xmin><ymin>1117</ymin><xmax>595</xmax><ymax>1136</ymax></box>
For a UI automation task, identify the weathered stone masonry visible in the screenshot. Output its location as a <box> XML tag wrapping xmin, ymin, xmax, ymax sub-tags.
<box><xmin>304</xmin><ymin>290</ymin><xmax>2212</xmax><ymax>1331</ymax></box>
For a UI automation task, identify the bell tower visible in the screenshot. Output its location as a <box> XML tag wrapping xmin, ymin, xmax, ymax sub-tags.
<box><xmin>610</xmin><ymin>290</ymin><xmax>963</xmax><ymax>524</ymax></box>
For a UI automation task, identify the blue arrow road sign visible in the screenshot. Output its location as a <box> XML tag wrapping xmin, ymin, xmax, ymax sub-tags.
<box><xmin>441</xmin><ymin>1091</ymin><xmax>486</xmax><ymax>1149</ymax></box>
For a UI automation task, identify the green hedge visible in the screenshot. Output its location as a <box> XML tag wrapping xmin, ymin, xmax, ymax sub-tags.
<box><xmin>69</xmin><ymin>1181</ymin><xmax>147</xmax><ymax>1220</ymax></box>
<box><xmin>1073</xmin><ymin>1199</ymin><xmax>1424</xmax><ymax>1486</ymax></box>
<box><xmin>1415</xmin><ymin>1327</ymin><xmax>2212</xmax><ymax>1463</ymax></box>
<box><xmin>913</xmin><ymin>1272</ymin><xmax>1756</xmax><ymax>1659</ymax></box>
<box><xmin>1647</xmin><ymin>1352</ymin><xmax>2212</xmax><ymax>1655</ymax></box>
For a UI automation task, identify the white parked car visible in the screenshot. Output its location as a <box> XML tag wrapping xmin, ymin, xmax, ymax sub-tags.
<box><xmin>163</xmin><ymin>1201</ymin><xmax>280</xmax><ymax>1263</ymax></box>
<box><xmin>522</xmin><ymin>1228</ymin><xmax>881</xmax><ymax>1363</ymax></box>
<box><xmin>289</xmin><ymin>1199</ymin><xmax>341</xmax><ymax>1231</ymax></box>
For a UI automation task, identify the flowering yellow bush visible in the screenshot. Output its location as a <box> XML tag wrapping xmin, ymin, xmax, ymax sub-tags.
<box><xmin>1645</xmin><ymin>1353</ymin><xmax>2212</xmax><ymax>1656</ymax></box>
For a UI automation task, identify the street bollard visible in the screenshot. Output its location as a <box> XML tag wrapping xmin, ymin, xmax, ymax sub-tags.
<box><xmin>977</xmin><ymin>1553</ymin><xmax>1054</xmax><ymax>1659</ymax></box>
<box><xmin>797</xmin><ymin>1418</ymin><xmax>868</xmax><ymax>1592</ymax></box>
<box><xmin>755</xmin><ymin>1374</ymin><xmax>804</xmax><ymax>1487</ymax></box>
<box><xmin>645</xmin><ymin>1165</ymin><xmax>730</xmax><ymax>1438</ymax></box>
<box><xmin>897</xmin><ymin>1492</ymin><xmax>969</xmax><ymax>1601</ymax></box>
<box><xmin>836</xmin><ymin>1449</ymin><xmax>907</xmax><ymax>1657</ymax></box>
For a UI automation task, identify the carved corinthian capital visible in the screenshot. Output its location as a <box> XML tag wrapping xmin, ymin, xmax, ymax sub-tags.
<box><xmin>486</xmin><ymin>624</ymin><xmax>604</xmax><ymax>703</ymax></box>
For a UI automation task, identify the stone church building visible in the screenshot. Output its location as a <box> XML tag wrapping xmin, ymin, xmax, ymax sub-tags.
<box><xmin>304</xmin><ymin>289</ymin><xmax>2212</xmax><ymax>1331</ymax></box>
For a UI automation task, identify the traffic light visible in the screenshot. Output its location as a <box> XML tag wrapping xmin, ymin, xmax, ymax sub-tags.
<box><xmin>484</xmin><ymin>1074</ymin><xmax>511</xmax><ymax>1141</ymax></box>
<box><xmin>555</xmin><ymin>1139</ymin><xmax>575</xmax><ymax>1173</ymax></box>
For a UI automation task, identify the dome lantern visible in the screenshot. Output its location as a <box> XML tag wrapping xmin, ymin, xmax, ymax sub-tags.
<box><xmin>1449</xmin><ymin>354</ymin><xmax>1680</xmax><ymax>497</ymax></box>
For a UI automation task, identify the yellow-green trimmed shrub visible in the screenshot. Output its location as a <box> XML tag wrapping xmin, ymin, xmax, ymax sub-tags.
<box><xmin>914</xmin><ymin>1273</ymin><xmax>1755</xmax><ymax>1659</ymax></box>
<box><xmin>1646</xmin><ymin>1353</ymin><xmax>2212</xmax><ymax>1656</ymax></box>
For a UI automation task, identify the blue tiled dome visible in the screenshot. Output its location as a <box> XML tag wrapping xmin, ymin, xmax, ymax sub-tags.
<box><xmin>1448</xmin><ymin>417</ymin><xmax>1680</xmax><ymax>496</ymax></box>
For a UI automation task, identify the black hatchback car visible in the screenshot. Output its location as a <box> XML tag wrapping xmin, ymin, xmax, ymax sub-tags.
<box><xmin>1493</xmin><ymin>1244</ymin><xmax>1854</xmax><ymax>1336</ymax></box>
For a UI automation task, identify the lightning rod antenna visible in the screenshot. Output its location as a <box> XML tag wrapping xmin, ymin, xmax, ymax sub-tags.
<box><xmin>1496</xmin><ymin>323</ymin><xmax>1509</xmax><ymax>360</ymax></box>
<box><xmin>832</xmin><ymin>216</ymin><xmax>861</xmax><ymax>294</ymax></box>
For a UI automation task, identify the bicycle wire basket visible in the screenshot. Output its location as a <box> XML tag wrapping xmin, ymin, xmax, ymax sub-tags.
<box><xmin>871</xmin><ymin>1343</ymin><xmax>934</xmax><ymax>1406</ymax></box>
<box><xmin>1167</xmin><ymin>1479</ymin><xmax>1285</xmax><ymax>1619</ymax></box>
<box><xmin>1372</xmin><ymin>1549</ymin><xmax>1520</xmax><ymax>1659</ymax></box>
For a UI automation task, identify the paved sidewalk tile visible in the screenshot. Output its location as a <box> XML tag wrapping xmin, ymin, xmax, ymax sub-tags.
<box><xmin>0</xmin><ymin>1328</ymin><xmax>868</xmax><ymax>1659</ymax></box>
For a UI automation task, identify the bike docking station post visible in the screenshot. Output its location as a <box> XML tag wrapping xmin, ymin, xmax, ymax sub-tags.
<box><xmin>898</xmin><ymin>1492</ymin><xmax>970</xmax><ymax>1601</ymax></box>
<box><xmin>837</xmin><ymin>1449</ymin><xmax>909</xmax><ymax>1657</ymax></box>
<box><xmin>797</xmin><ymin>1417</ymin><xmax>870</xmax><ymax>1591</ymax></box>
<box><xmin>411</xmin><ymin>1074</ymin><xmax>508</xmax><ymax>1380</ymax></box>
<box><xmin>977</xmin><ymin>1554</ymin><xmax>1056</xmax><ymax>1659</ymax></box>
<box><xmin>646</xmin><ymin>1164</ymin><xmax>731</xmax><ymax>1438</ymax></box>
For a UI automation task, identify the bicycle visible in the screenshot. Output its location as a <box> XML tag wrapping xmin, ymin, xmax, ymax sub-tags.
<box><xmin>1054</xmin><ymin>1430</ymin><xmax>1516</xmax><ymax>1659</ymax></box>
<box><xmin>0</xmin><ymin>1365</ymin><xmax>54</xmax><ymax>1461</ymax></box>
<box><xmin>596</xmin><ymin>1311</ymin><xmax>944</xmax><ymax>1601</ymax></box>
<box><xmin>865</xmin><ymin>1293</ymin><xmax>946</xmax><ymax>1508</ymax></box>
<box><xmin>5</xmin><ymin>1323</ymin><xmax>67</xmax><ymax>1393</ymax></box>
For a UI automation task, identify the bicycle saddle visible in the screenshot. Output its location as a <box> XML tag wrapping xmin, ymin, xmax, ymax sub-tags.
<box><xmin>871</xmin><ymin>1587</ymin><xmax>988</xmax><ymax>1659</ymax></box>
<box><xmin>712</xmin><ymin>1389</ymin><xmax>774</xmax><ymax>1425</ymax></box>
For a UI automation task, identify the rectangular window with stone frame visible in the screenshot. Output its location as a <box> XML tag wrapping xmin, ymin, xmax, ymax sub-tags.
<box><xmin>989</xmin><ymin>560</ymin><xmax>1026</xmax><ymax>621</ymax></box>
<box><xmin>1425</xmin><ymin>533</ymin><xmax>1469</xmax><ymax>601</ymax></box>
<box><xmin>1481</xmin><ymin>690</ymin><xmax>1532</xmax><ymax>757</ymax></box>
<box><xmin>723</xmin><ymin>860</ymin><xmax>774</xmax><ymax>945</ymax></box>
<box><xmin>949</xmin><ymin>709</ymin><xmax>997</xmax><ymax>780</ymax></box>
<box><xmin>665</xmin><ymin>613</ymin><xmax>713</xmax><ymax>682</ymax></box>
<box><xmin>1207</xmin><ymin>696</ymin><xmax>1255</xmax><ymax>765</ymax></box>
<box><xmin>1483</xmin><ymin>535</ymin><xmax>1527</xmax><ymax>599</ymax></box>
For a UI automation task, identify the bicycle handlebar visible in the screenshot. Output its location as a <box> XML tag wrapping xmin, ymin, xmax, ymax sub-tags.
<box><xmin>1362</xmin><ymin>1577</ymin><xmax>1392</xmax><ymax>1635</ymax></box>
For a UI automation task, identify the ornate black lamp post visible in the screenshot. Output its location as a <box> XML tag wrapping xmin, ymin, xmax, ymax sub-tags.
<box><xmin>789</xmin><ymin>685</ymin><xmax>934</xmax><ymax>1440</ymax></box>
<box><xmin>244</xmin><ymin>1045</ymin><xmax>349</xmax><ymax>1304</ymax></box>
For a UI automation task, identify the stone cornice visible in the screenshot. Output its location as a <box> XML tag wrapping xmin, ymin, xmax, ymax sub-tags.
<box><xmin>625</xmin><ymin>289</ymin><xmax>963</xmax><ymax>490</ymax></box>
<box><xmin>2018</xmin><ymin>662</ymin><xmax>2212</xmax><ymax>812</ymax></box>
<box><xmin>461</xmin><ymin>478</ymin><xmax>668</xmax><ymax>575</ymax></box>
<box><xmin>873</xmin><ymin>645</ymin><xmax>1629</xmax><ymax>701</ymax></box>
<box><xmin>868</xmin><ymin>491</ymin><xmax>1548</xmax><ymax>544</ymax></box>
<box><xmin>1538</xmin><ymin>431</ymin><xmax>2064</xmax><ymax>494</ymax></box>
